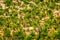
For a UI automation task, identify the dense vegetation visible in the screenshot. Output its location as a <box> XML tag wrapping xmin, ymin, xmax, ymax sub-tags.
<box><xmin>0</xmin><ymin>0</ymin><xmax>60</xmax><ymax>40</ymax></box>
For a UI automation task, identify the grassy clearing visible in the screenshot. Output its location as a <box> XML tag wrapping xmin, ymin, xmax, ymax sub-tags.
<box><xmin>0</xmin><ymin>0</ymin><xmax>60</xmax><ymax>40</ymax></box>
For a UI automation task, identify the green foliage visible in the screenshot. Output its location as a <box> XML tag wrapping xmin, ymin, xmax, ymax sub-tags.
<box><xmin>36</xmin><ymin>34</ymin><xmax>40</xmax><ymax>40</ymax></box>
<box><xmin>4</xmin><ymin>0</ymin><xmax>12</xmax><ymax>6</ymax></box>
<box><xmin>57</xmin><ymin>30</ymin><xmax>60</xmax><ymax>39</ymax></box>
<box><xmin>10</xmin><ymin>11</ymin><xmax>18</xmax><ymax>16</ymax></box>
<box><xmin>13</xmin><ymin>29</ymin><xmax>25</xmax><ymax>40</ymax></box>
<box><xmin>10</xmin><ymin>16</ymin><xmax>18</xmax><ymax>23</ymax></box>
<box><xmin>53</xmin><ymin>25</ymin><xmax>58</xmax><ymax>29</ymax></box>
<box><xmin>48</xmin><ymin>0</ymin><xmax>60</xmax><ymax>2</ymax></box>
<box><xmin>53</xmin><ymin>32</ymin><xmax>58</xmax><ymax>38</ymax></box>
<box><xmin>53</xmin><ymin>30</ymin><xmax>60</xmax><ymax>39</ymax></box>
<box><xmin>10</xmin><ymin>23</ymin><xmax>19</xmax><ymax>29</ymax></box>
<box><xmin>41</xmin><ymin>27</ymin><xmax>48</xmax><ymax>37</ymax></box>
<box><xmin>47</xmin><ymin>9</ymin><xmax>54</xmax><ymax>19</ymax></box>
<box><xmin>0</xmin><ymin>0</ymin><xmax>60</xmax><ymax>40</ymax></box>
<box><xmin>24</xmin><ymin>31</ymin><xmax>35</xmax><ymax>40</ymax></box>
<box><xmin>49</xmin><ymin>2</ymin><xmax>56</xmax><ymax>9</ymax></box>
<box><xmin>23</xmin><ymin>0</ymin><xmax>29</xmax><ymax>4</ymax></box>
<box><xmin>0</xmin><ymin>8</ymin><xmax>5</xmax><ymax>15</ymax></box>
<box><xmin>17</xmin><ymin>1</ymin><xmax>21</xmax><ymax>6</ymax></box>
<box><xmin>33</xmin><ymin>0</ymin><xmax>43</xmax><ymax>3</ymax></box>
<box><xmin>3</xmin><ymin>28</ymin><xmax>11</xmax><ymax>37</ymax></box>
<box><xmin>29</xmin><ymin>19</ymin><xmax>38</xmax><ymax>26</ymax></box>
<box><xmin>25</xmin><ymin>13</ymin><xmax>31</xmax><ymax>18</ymax></box>
<box><xmin>0</xmin><ymin>17</ymin><xmax>5</xmax><ymax>26</ymax></box>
